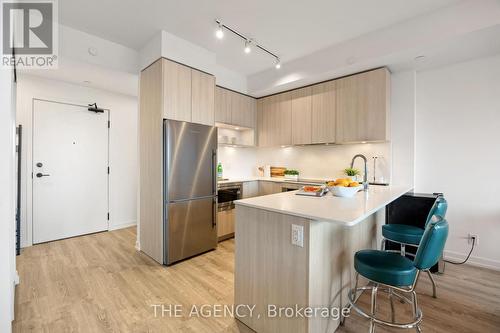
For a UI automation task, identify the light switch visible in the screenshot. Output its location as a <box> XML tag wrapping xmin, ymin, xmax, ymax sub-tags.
<box><xmin>291</xmin><ymin>224</ymin><xmax>304</xmax><ymax>247</ymax></box>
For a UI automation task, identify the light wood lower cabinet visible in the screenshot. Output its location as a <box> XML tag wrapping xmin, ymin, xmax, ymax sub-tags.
<box><xmin>217</xmin><ymin>209</ymin><xmax>235</xmax><ymax>240</ymax></box>
<box><xmin>242</xmin><ymin>181</ymin><xmax>259</xmax><ymax>198</ymax></box>
<box><xmin>258</xmin><ymin>181</ymin><xmax>283</xmax><ymax>196</ymax></box>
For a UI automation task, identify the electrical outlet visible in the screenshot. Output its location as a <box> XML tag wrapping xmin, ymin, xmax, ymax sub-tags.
<box><xmin>291</xmin><ymin>224</ymin><xmax>304</xmax><ymax>247</ymax></box>
<box><xmin>468</xmin><ymin>234</ymin><xmax>478</xmax><ymax>245</ymax></box>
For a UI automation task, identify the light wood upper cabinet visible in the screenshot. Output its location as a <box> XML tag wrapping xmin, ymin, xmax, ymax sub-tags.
<box><xmin>191</xmin><ymin>70</ymin><xmax>215</xmax><ymax>126</ymax></box>
<box><xmin>257</xmin><ymin>67</ymin><xmax>390</xmax><ymax>147</ymax></box>
<box><xmin>215</xmin><ymin>86</ymin><xmax>232</xmax><ymax>124</ymax></box>
<box><xmin>291</xmin><ymin>87</ymin><xmax>312</xmax><ymax>145</ymax></box>
<box><xmin>258</xmin><ymin>93</ymin><xmax>292</xmax><ymax>147</ymax></box>
<box><xmin>163</xmin><ymin>59</ymin><xmax>192</xmax><ymax>122</ymax></box>
<box><xmin>215</xmin><ymin>86</ymin><xmax>257</xmax><ymax>129</ymax></box>
<box><xmin>311</xmin><ymin>80</ymin><xmax>336</xmax><ymax>144</ymax></box>
<box><xmin>276</xmin><ymin>92</ymin><xmax>292</xmax><ymax>146</ymax></box>
<box><xmin>336</xmin><ymin>68</ymin><xmax>390</xmax><ymax>143</ymax></box>
<box><xmin>232</xmin><ymin>93</ymin><xmax>256</xmax><ymax>129</ymax></box>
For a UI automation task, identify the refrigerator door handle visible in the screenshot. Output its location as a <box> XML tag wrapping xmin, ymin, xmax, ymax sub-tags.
<box><xmin>212</xmin><ymin>148</ymin><xmax>217</xmax><ymax>196</ymax></box>
<box><xmin>169</xmin><ymin>195</ymin><xmax>215</xmax><ymax>204</ymax></box>
<box><xmin>212</xmin><ymin>196</ymin><xmax>217</xmax><ymax>229</ymax></box>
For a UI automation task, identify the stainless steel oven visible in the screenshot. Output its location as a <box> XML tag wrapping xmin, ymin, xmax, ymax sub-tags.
<box><xmin>217</xmin><ymin>182</ymin><xmax>242</xmax><ymax>212</ymax></box>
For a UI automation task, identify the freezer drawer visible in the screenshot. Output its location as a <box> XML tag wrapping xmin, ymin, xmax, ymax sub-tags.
<box><xmin>165</xmin><ymin>197</ymin><xmax>217</xmax><ymax>264</ymax></box>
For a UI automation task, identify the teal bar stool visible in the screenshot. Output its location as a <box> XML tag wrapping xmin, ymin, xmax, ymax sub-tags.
<box><xmin>347</xmin><ymin>216</ymin><xmax>449</xmax><ymax>332</ymax></box>
<box><xmin>381</xmin><ymin>196</ymin><xmax>448</xmax><ymax>297</ymax></box>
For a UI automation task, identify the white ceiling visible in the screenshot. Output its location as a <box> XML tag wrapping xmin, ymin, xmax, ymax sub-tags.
<box><xmin>59</xmin><ymin>0</ymin><xmax>461</xmax><ymax>75</ymax></box>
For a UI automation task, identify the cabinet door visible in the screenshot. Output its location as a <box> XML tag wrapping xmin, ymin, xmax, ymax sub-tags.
<box><xmin>215</xmin><ymin>86</ymin><xmax>232</xmax><ymax>124</ymax></box>
<box><xmin>258</xmin><ymin>181</ymin><xmax>274</xmax><ymax>196</ymax></box>
<box><xmin>258</xmin><ymin>181</ymin><xmax>283</xmax><ymax>196</ymax></box>
<box><xmin>163</xmin><ymin>59</ymin><xmax>192</xmax><ymax>122</ymax></box>
<box><xmin>191</xmin><ymin>69</ymin><xmax>215</xmax><ymax>126</ymax></box>
<box><xmin>336</xmin><ymin>68</ymin><xmax>390</xmax><ymax>143</ymax></box>
<box><xmin>258</xmin><ymin>93</ymin><xmax>292</xmax><ymax>147</ymax></box>
<box><xmin>232</xmin><ymin>93</ymin><xmax>257</xmax><ymax>129</ymax></box>
<box><xmin>242</xmin><ymin>181</ymin><xmax>259</xmax><ymax>198</ymax></box>
<box><xmin>217</xmin><ymin>209</ymin><xmax>235</xmax><ymax>239</ymax></box>
<box><xmin>257</xmin><ymin>96</ymin><xmax>273</xmax><ymax>147</ymax></box>
<box><xmin>276</xmin><ymin>92</ymin><xmax>292</xmax><ymax>146</ymax></box>
<box><xmin>311</xmin><ymin>80</ymin><xmax>336</xmax><ymax>144</ymax></box>
<box><xmin>291</xmin><ymin>87</ymin><xmax>312</xmax><ymax>145</ymax></box>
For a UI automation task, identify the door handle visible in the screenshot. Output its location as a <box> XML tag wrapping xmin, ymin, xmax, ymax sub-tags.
<box><xmin>36</xmin><ymin>173</ymin><xmax>50</xmax><ymax>178</ymax></box>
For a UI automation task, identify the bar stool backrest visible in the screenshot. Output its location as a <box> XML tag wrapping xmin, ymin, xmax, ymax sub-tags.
<box><xmin>425</xmin><ymin>197</ymin><xmax>448</xmax><ymax>228</ymax></box>
<box><xmin>414</xmin><ymin>216</ymin><xmax>449</xmax><ymax>270</ymax></box>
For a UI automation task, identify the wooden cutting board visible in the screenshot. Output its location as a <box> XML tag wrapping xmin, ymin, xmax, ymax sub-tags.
<box><xmin>271</xmin><ymin>166</ymin><xmax>286</xmax><ymax>178</ymax></box>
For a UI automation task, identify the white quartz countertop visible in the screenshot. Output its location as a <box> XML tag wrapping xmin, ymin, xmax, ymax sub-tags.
<box><xmin>235</xmin><ymin>185</ymin><xmax>412</xmax><ymax>226</ymax></box>
<box><xmin>217</xmin><ymin>177</ymin><xmax>326</xmax><ymax>185</ymax></box>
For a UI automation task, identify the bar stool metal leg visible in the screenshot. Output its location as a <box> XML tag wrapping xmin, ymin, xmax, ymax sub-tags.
<box><xmin>369</xmin><ymin>285</ymin><xmax>378</xmax><ymax>333</ymax></box>
<box><xmin>425</xmin><ymin>270</ymin><xmax>437</xmax><ymax>298</ymax></box>
<box><xmin>412</xmin><ymin>291</ymin><xmax>422</xmax><ymax>333</ymax></box>
<box><xmin>389</xmin><ymin>288</ymin><xmax>396</xmax><ymax>323</ymax></box>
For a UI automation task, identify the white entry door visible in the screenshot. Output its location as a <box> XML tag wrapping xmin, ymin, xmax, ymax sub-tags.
<box><xmin>33</xmin><ymin>99</ymin><xmax>109</xmax><ymax>244</ymax></box>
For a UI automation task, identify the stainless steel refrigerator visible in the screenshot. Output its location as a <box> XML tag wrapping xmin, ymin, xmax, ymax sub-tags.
<box><xmin>163</xmin><ymin>120</ymin><xmax>218</xmax><ymax>265</ymax></box>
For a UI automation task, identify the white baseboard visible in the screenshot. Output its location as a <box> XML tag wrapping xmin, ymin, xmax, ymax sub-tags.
<box><xmin>109</xmin><ymin>220</ymin><xmax>137</xmax><ymax>231</ymax></box>
<box><xmin>444</xmin><ymin>250</ymin><xmax>500</xmax><ymax>271</ymax></box>
<box><xmin>135</xmin><ymin>239</ymin><xmax>141</xmax><ymax>251</ymax></box>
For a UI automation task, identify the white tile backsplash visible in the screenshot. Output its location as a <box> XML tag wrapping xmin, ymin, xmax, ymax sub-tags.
<box><xmin>218</xmin><ymin>142</ymin><xmax>391</xmax><ymax>182</ymax></box>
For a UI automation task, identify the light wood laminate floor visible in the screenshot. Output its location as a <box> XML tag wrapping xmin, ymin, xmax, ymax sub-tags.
<box><xmin>14</xmin><ymin>227</ymin><xmax>500</xmax><ymax>332</ymax></box>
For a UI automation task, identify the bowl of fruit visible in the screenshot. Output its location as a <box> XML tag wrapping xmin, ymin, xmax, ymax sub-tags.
<box><xmin>326</xmin><ymin>179</ymin><xmax>363</xmax><ymax>197</ymax></box>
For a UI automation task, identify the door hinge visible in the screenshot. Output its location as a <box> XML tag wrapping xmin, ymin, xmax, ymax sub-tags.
<box><xmin>107</xmin><ymin>120</ymin><xmax>110</xmax><ymax>128</ymax></box>
<box><xmin>107</xmin><ymin>166</ymin><xmax>110</xmax><ymax>174</ymax></box>
<box><xmin>107</xmin><ymin>212</ymin><xmax>110</xmax><ymax>220</ymax></box>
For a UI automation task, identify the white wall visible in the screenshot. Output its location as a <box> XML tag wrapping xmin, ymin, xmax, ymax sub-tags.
<box><xmin>0</xmin><ymin>68</ymin><xmax>17</xmax><ymax>331</ymax></box>
<box><xmin>139</xmin><ymin>31</ymin><xmax>248</xmax><ymax>94</ymax></box>
<box><xmin>16</xmin><ymin>74</ymin><xmax>138</xmax><ymax>247</ymax></box>
<box><xmin>415</xmin><ymin>54</ymin><xmax>500</xmax><ymax>270</ymax></box>
<box><xmin>218</xmin><ymin>143</ymin><xmax>391</xmax><ymax>182</ymax></box>
<box><xmin>390</xmin><ymin>70</ymin><xmax>416</xmax><ymax>186</ymax></box>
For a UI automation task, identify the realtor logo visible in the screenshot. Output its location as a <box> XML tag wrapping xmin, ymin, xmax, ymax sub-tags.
<box><xmin>1</xmin><ymin>0</ymin><xmax>58</xmax><ymax>68</ymax></box>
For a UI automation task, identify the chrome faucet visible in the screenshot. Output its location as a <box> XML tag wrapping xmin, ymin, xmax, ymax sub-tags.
<box><xmin>350</xmin><ymin>154</ymin><xmax>369</xmax><ymax>191</ymax></box>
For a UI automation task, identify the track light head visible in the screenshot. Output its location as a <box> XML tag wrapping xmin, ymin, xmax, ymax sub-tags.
<box><xmin>215</xmin><ymin>22</ymin><xmax>224</xmax><ymax>39</ymax></box>
<box><xmin>275</xmin><ymin>58</ymin><xmax>281</xmax><ymax>69</ymax></box>
<box><xmin>244</xmin><ymin>40</ymin><xmax>252</xmax><ymax>54</ymax></box>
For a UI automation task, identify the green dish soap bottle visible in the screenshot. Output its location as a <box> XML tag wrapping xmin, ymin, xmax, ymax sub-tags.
<box><xmin>217</xmin><ymin>162</ymin><xmax>223</xmax><ymax>179</ymax></box>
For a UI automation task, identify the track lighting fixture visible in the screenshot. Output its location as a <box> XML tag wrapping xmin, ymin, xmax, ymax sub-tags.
<box><xmin>244</xmin><ymin>40</ymin><xmax>252</xmax><ymax>54</ymax></box>
<box><xmin>275</xmin><ymin>58</ymin><xmax>281</xmax><ymax>69</ymax></box>
<box><xmin>215</xmin><ymin>22</ymin><xmax>224</xmax><ymax>39</ymax></box>
<box><xmin>214</xmin><ymin>19</ymin><xmax>281</xmax><ymax>70</ymax></box>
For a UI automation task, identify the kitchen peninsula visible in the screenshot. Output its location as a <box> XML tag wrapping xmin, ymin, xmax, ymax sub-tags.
<box><xmin>234</xmin><ymin>185</ymin><xmax>411</xmax><ymax>333</ymax></box>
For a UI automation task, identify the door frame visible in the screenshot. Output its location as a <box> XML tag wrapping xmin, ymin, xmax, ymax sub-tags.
<box><xmin>31</xmin><ymin>98</ymin><xmax>110</xmax><ymax>243</ymax></box>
